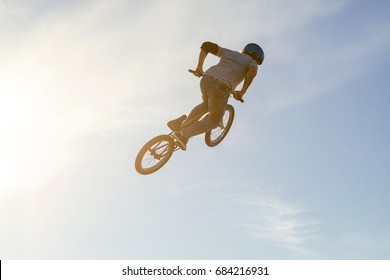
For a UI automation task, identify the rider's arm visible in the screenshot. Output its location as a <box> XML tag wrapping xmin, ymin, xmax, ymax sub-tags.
<box><xmin>235</xmin><ymin>64</ymin><xmax>258</xmax><ymax>99</ymax></box>
<box><xmin>195</xmin><ymin>42</ymin><xmax>219</xmax><ymax>76</ymax></box>
<box><xmin>201</xmin><ymin>41</ymin><xmax>219</xmax><ymax>55</ymax></box>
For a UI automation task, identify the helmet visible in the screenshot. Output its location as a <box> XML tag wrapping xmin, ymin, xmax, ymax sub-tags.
<box><xmin>243</xmin><ymin>43</ymin><xmax>264</xmax><ymax>65</ymax></box>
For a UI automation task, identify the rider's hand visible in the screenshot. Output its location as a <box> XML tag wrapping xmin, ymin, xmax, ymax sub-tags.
<box><xmin>193</xmin><ymin>68</ymin><xmax>203</xmax><ymax>77</ymax></box>
<box><xmin>233</xmin><ymin>90</ymin><xmax>245</xmax><ymax>101</ymax></box>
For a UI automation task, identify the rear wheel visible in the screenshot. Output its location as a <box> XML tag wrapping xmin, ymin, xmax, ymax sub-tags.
<box><xmin>205</xmin><ymin>104</ymin><xmax>235</xmax><ymax>147</ymax></box>
<box><xmin>135</xmin><ymin>135</ymin><xmax>175</xmax><ymax>175</ymax></box>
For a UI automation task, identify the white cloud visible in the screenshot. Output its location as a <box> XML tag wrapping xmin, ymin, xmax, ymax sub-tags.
<box><xmin>243</xmin><ymin>194</ymin><xmax>320</xmax><ymax>255</ymax></box>
<box><xmin>208</xmin><ymin>181</ymin><xmax>320</xmax><ymax>257</ymax></box>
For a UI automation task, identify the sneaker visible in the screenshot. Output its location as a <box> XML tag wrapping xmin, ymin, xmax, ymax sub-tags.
<box><xmin>167</xmin><ymin>115</ymin><xmax>187</xmax><ymax>131</ymax></box>
<box><xmin>172</xmin><ymin>131</ymin><xmax>188</xmax><ymax>151</ymax></box>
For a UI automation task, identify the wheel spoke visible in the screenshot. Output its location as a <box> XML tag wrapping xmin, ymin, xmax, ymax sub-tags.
<box><xmin>205</xmin><ymin>104</ymin><xmax>234</xmax><ymax>147</ymax></box>
<box><xmin>135</xmin><ymin>135</ymin><xmax>174</xmax><ymax>175</ymax></box>
<box><xmin>210</xmin><ymin>110</ymin><xmax>230</xmax><ymax>141</ymax></box>
<box><xmin>142</xmin><ymin>141</ymin><xmax>170</xmax><ymax>168</ymax></box>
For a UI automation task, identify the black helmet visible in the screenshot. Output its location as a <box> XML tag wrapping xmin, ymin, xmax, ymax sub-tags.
<box><xmin>243</xmin><ymin>43</ymin><xmax>264</xmax><ymax>65</ymax></box>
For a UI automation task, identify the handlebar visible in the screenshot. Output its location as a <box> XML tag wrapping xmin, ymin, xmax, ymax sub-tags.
<box><xmin>188</xmin><ymin>69</ymin><xmax>199</xmax><ymax>75</ymax></box>
<box><xmin>188</xmin><ymin>69</ymin><xmax>244</xmax><ymax>103</ymax></box>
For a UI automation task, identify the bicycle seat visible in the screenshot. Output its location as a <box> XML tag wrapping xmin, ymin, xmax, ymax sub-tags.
<box><xmin>167</xmin><ymin>115</ymin><xmax>187</xmax><ymax>131</ymax></box>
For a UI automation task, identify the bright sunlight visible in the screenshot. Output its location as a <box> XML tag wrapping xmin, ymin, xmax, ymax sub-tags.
<box><xmin>0</xmin><ymin>75</ymin><xmax>71</xmax><ymax>195</ymax></box>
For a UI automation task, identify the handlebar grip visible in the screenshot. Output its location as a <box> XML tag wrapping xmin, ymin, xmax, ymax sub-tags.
<box><xmin>233</xmin><ymin>92</ymin><xmax>244</xmax><ymax>103</ymax></box>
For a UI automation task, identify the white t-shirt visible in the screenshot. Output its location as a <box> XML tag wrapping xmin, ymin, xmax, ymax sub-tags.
<box><xmin>204</xmin><ymin>47</ymin><xmax>258</xmax><ymax>91</ymax></box>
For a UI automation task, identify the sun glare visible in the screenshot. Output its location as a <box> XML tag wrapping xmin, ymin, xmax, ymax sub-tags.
<box><xmin>0</xmin><ymin>77</ymin><xmax>70</xmax><ymax>195</ymax></box>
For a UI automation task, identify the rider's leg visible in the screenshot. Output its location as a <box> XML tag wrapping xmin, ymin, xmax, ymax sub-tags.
<box><xmin>168</xmin><ymin>90</ymin><xmax>208</xmax><ymax>131</ymax></box>
<box><xmin>182</xmin><ymin>97</ymin><xmax>227</xmax><ymax>138</ymax></box>
<box><xmin>183</xmin><ymin>101</ymin><xmax>208</xmax><ymax>125</ymax></box>
<box><xmin>171</xmin><ymin>91</ymin><xmax>209</xmax><ymax>150</ymax></box>
<box><xmin>182</xmin><ymin>76</ymin><xmax>229</xmax><ymax>139</ymax></box>
<box><xmin>167</xmin><ymin>115</ymin><xmax>187</xmax><ymax>131</ymax></box>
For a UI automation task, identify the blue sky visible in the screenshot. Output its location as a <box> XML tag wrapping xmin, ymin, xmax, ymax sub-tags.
<box><xmin>1</xmin><ymin>0</ymin><xmax>389</xmax><ymax>259</ymax></box>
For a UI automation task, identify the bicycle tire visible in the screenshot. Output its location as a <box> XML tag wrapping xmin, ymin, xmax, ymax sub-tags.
<box><xmin>205</xmin><ymin>104</ymin><xmax>235</xmax><ymax>147</ymax></box>
<box><xmin>135</xmin><ymin>135</ymin><xmax>175</xmax><ymax>175</ymax></box>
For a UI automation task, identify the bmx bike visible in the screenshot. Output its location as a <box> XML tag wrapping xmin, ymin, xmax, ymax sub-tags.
<box><xmin>134</xmin><ymin>70</ymin><xmax>243</xmax><ymax>175</ymax></box>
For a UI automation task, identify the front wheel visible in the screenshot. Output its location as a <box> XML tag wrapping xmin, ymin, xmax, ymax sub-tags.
<box><xmin>205</xmin><ymin>104</ymin><xmax>235</xmax><ymax>147</ymax></box>
<box><xmin>135</xmin><ymin>135</ymin><xmax>175</xmax><ymax>175</ymax></box>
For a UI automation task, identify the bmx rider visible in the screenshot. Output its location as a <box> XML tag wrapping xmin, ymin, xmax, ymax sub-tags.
<box><xmin>168</xmin><ymin>41</ymin><xmax>264</xmax><ymax>150</ymax></box>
